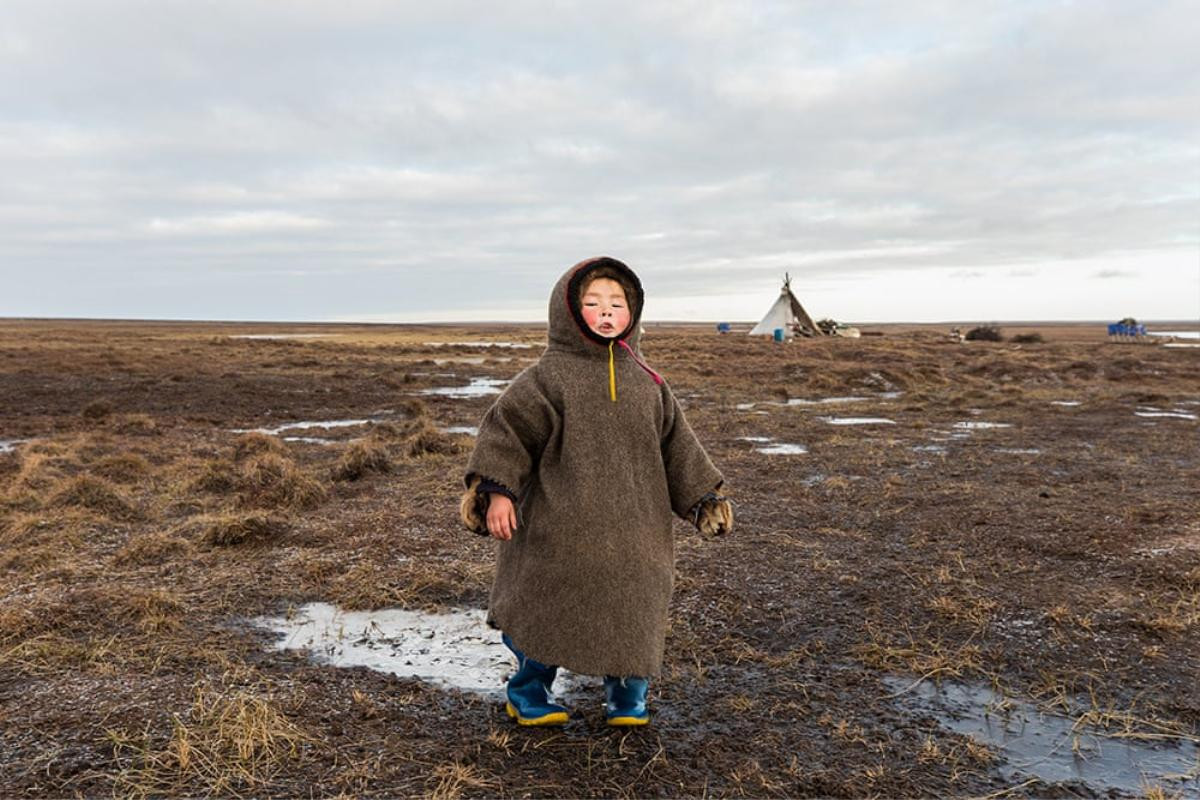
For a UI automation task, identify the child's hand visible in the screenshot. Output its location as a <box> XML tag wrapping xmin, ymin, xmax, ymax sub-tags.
<box><xmin>691</xmin><ymin>491</ymin><xmax>734</xmax><ymax>537</ymax></box>
<box><xmin>487</xmin><ymin>494</ymin><xmax>518</xmax><ymax>541</ymax></box>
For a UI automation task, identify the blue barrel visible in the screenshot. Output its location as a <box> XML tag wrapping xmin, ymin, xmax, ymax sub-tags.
<box><xmin>773</xmin><ymin>328</ymin><xmax>785</xmax><ymax>342</ymax></box>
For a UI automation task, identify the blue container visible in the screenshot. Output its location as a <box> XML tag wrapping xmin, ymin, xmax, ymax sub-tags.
<box><xmin>716</xmin><ymin>322</ymin><xmax>732</xmax><ymax>334</ymax></box>
<box><xmin>773</xmin><ymin>328</ymin><xmax>785</xmax><ymax>342</ymax></box>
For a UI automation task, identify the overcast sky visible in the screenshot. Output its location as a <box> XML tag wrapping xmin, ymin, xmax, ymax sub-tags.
<box><xmin>2</xmin><ymin>1</ymin><xmax>1197</xmax><ymax>323</ymax></box>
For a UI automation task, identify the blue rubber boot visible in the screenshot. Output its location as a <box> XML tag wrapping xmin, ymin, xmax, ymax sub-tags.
<box><xmin>502</xmin><ymin>633</ymin><xmax>569</xmax><ymax>726</ymax></box>
<box><xmin>604</xmin><ymin>675</ymin><xmax>650</xmax><ymax>726</ymax></box>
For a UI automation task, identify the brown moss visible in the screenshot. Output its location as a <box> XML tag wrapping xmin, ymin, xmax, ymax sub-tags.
<box><xmin>114</xmin><ymin>413</ymin><xmax>159</xmax><ymax>435</ymax></box>
<box><xmin>331</xmin><ymin>440</ymin><xmax>393</xmax><ymax>482</ymax></box>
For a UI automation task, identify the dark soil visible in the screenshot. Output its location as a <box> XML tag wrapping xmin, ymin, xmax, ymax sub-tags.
<box><xmin>1</xmin><ymin>319</ymin><xmax>1197</xmax><ymax>798</ymax></box>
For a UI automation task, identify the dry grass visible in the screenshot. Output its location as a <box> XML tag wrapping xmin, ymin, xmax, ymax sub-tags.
<box><xmin>328</xmin><ymin>559</ymin><xmax>491</xmax><ymax>611</ymax></box>
<box><xmin>202</xmin><ymin>512</ymin><xmax>290</xmax><ymax>546</ymax></box>
<box><xmin>331</xmin><ymin>440</ymin><xmax>392</xmax><ymax>482</ymax></box>
<box><xmin>232</xmin><ymin>432</ymin><xmax>287</xmax><ymax>461</ymax></box>
<box><xmin>407</xmin><ymin>419</ymin><xmax>463</xmax><ymax>457</ymax></box>
<box><xmin>48</xmin><ymin>474</ymin><xmax>140</xmax><ymax>519</ymax></box>
<box><xmin>115</xmin><ymin>531</ymin><xmax>193</xmax><ymax>565</ymax></box>
<box><xmin>109</xmin><ymin>680</ymin><xmax>313</xmax><ymax>798</ymax></box>
<box><xmin>236</xmin><ymin>454</ymin><xmax>327</xmax><ymax>510</ymax></box>
<box><xmin>92</xmin><ymin>452</ymin><xmax>151</xmax><ymax>483</ymax></box>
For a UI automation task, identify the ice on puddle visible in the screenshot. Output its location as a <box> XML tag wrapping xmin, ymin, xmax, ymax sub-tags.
<box><xmin>1134</xmin><ymin>410</ymin><xmax>1197</xmax><ymax>420</ymax></box>
<box><xmin>885</xmin><ymin>676</ymin><xmax>1200</xmax><ymax>796</ymax></box>
<box><xmin>442</xmin><ymin>426</ymin><xmax>480</xmax><ymax>436</ymax></box>
<box><xmin>232</xmin><ymin>418</ymin><xmax>375</xmax><ymax>436</ymax></box>
<box><xmin>952</xmin><ymin>421</ymin><xmax>1012</xmax><ymax>430</ymax></box>
<box><xmin>256</xmin><ymin>602</ymin><xmax>596</xmax><ymax>699</ymax></box>
<box><xmin>1051</xmin><ymin>400</ymin><xmax>1082</xmax><ymax>407</ymax></box>
<box><xmin>995</xmin><ymin>448</ymin><xmax>1042</xmax><ymax>455</ymax></box>
<box><xmin>420</xmin><ymin>377</ymin><xmax>510</xmax><ymax>398</ymax></box>
<box><xmin>0</xmin><ymin>439</ymin><xmax>29</xmax><ymax>454</ymax></box>
<box><xmin>756</xmin><ymin>443</ymin><xmax>808</xmax><ymax>455</ymax></box>
<box><xmin>820</xmin><ymin>417</ymin><xmax>896</xmax><ymax>425</ymax></box>
<box><xmin>738</xmin><ymin>436</ymin><xmax>773</xmax><ymax>443</ymax></box>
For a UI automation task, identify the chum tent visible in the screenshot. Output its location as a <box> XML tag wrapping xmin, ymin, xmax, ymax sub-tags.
<box><xmin>748</xmin><ymin>274</ymin><xmax>822</xmax><ymax>338</ymax></box>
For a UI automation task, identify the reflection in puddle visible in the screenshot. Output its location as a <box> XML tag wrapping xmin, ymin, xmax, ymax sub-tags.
<box><xmin>737</xmin><ymin>395</ymin><xmax>892</xmax><ymax>411</ymax></box>
<box><xmin>821</xmin><ymin>417</ymin><xmax>896</xmax><ymax>425</ymax></box>
<box><xmin>952</xmin><ymin>421</ymin><xmax>1013</xmax><ymax>430</ymax></box>
<box><xmin>738</xmin><ymin>436</ymin><xmax>772</xmax><ymax>443</ymax></box>
<box><xmin>884</xmin><ymin>676</ymin><xmax>1199</xmax><ymax>796</ymax></box>
<box><xmin>256</xmin><ymin>602</ymin><xmax>595</xmax><ymax>699</ymax></box>
<box><xmin>1051</xmin><ymin>401</ymin><xmax>1082</xmax><ymax>407</ymax></box>
<box><xmin>420</xmin><ymin>377</ymin><xmax>509</xmax><ymax>398</ymax></box>
<box><xmin>1163</xmin><ymin>343</ymin><xmax>1200</xmax><ymax>348</ymax></box>
<box><xmin>1148</xmin><ymin>331</ymin><xmax>1200</xmax><ymax>339</ymax></box>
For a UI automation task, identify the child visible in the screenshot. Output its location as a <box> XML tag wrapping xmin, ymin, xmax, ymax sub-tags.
<box><xmin>459</xmin><ymin>256</ymin><xmax>733</xmax><ymax>726</ymax></box>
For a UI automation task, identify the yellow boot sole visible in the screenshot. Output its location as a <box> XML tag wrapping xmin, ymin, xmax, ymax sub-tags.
<box><xmin>607</xmin><ymin>714</ymin><xmax>650</xmax><ymax>727</ymax></box>
<box><xmin>506</xmin><ymin>701</ymin><xmax>568</xmax><ymax>726</ymax></box>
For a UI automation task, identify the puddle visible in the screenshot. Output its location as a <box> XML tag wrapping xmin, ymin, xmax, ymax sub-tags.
<box><xmin>736</xmin><ymin>396</ymin><xmax>885</xmax><ymax>410</ymax></box>
<box><xmin>820</xmin><ymin>417</ymin><xmax>896</xmax><ymax>425</ymax></box>
<box><xmin>995</xmin><ymin>448</ymin><xmax>1042</xmax><ymax>455</ymax></box>
<box><xmin>256</xmin><ymin>602</ymin><xmax>595</xmax><ymax>699</ymax></box>
<box><xmin>229</xmin><ymin>333</ymin><xmax>341</xmax><ymax>340</ymax></box>
<box><xmin>1051</xmin><ymin>401</ymin><xmax>1082</xmax><ymax>407</ymax></box>
<box><xmin>756</xmin><ymin>443</ymin><xmax>808</xmax><ymax>455</ymax></box>
<box><xmin>912</xmin><ymin>445</ymin><xmax>948</xmax><ymax>453</ymax></box>
<box><xmin>0</xmin><ymin>439</ymin><xmax>29</xmax><ymax>454</ymax></box>
<box><xmin>420</xmin><ymin>377</ymin><xmax>509</xmax><ymax>398</ymax></box>
<box><xmin>281</xmin><ymin>436</ymin><xmax>344</xmax><ymax>446</ymax></box>
<box><xmin>884</xmin><ymin>676</ymin><xmax>1200</xmax><ymax>796</ymax></box>
<box><xmin>432</xmin><ymin>357</ymin><xmax>488</xmax><ymax>365</ymax></box>
<box><xmin>232</xmin><ymin>418</ymin><xmax>375</xmax><ymax>436</ymax></box>
<box><xmin>1134</xmin><ymin>410</ymin><xmax>1197</xmax><ymax>420</ymax></box>
<box><xmin>1148</xmin><ymin>331</ymin><xmax>1200</xmax><ymax>339</ymax></box>
<box><xmin>1163</xmin><ymin>343</ymin><xmax>1200</xmax><ymax>348</ymax></box>
<box><xmin>952</xmin><ymin>421</ymin><xmax>1013</xmax><ymax>430</ymax></box>
<box><xmin>738</xmin><ymin>436</ymin><xmax>773</xmax><ymax>443</ymax></box>
<box><xmin>442</xmin><ymin>426</ymin><xmax>479</xmax><ymax>436</ymax></box>
<box><xmin>424</xmin><ymin>341</ymin><xmax>533</xmax><ymax>349</ymax></box>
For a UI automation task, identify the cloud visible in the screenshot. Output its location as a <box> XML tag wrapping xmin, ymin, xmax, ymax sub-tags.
<box><xmin>0</xmin><ymin>0</ymin><xmax>1197</xmax><ymax>320</ymax></box>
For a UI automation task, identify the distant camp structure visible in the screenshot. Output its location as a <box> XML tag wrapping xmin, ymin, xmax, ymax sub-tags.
<box><xmin>1108</xmin><ymin>317</ymin><xmax>1146</xmax><ymax>341</ymax></box>
<box><xmin>748</xmin><ymin>274</ymin><xmax>823</xmax><ymax>339</ymax></box>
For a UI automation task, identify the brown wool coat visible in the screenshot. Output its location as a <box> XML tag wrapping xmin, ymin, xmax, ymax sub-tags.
<box><xmin>464</xmin><ymin>257</ymin><xmax>723</xmax><ymax>677</ymax></box>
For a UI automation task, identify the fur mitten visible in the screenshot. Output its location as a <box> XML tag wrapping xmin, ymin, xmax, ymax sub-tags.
<box><xmin>690</xmin><ymin>490</ymin><xmax>734</xmax><ymax>537</ymax></box>
<box><xmin>459</xmin><ymin>476</ymin><xmax>490</xmax><ymax>536</ymax></box>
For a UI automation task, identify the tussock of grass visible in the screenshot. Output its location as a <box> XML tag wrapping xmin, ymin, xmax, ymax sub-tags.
<box><xmin>407</xmin><ymin>420</ymin><xmax>462</xmax><ymax>458</ymax></box>
<box><xmin>232</xmin><ymin>432</ymin><xmax>286</xmax><ymax>461</ymax></box>
<box><xmin>331</xmin><ymin>440</ymin><xmax>392</xmax><ymax>482</ymax></box>
<box><xmin>109</xmin><ymin>681</ymin><xmax>312</xmax><ymax>797</ymax></box>
<box><xmin>116</xmin><ymin>531</ymin><xmax>192</xmax><ymax>565</ymax></box>
<box><xmin>191</xmin><ymin>459</ymin><xmax>239</xmax><ymax>494</ymax></box>
<box><xmin>236</xmin><ymin>454</ymin><xmax>327</xmax><ymax>510</ymax></box>
<box><xmin>82</xmin><ymin>399</ymin><xmax>114</xmax><ymax>420</ymax></box>
<box><xmin>92</xmin><ymin>452</ymin><xmax>151</xmax><ymax>483</ymax></box>
<box><xmin>203</xmin><ymin>512</ymin><xmax>290</xmax><ymax>546</ymax></box>
<box><xmin>115</xmin><ymin>414</ymin><xmax>159</xmax><ymax>435</ymax></box>
<box><xmin>329</xmin><ymin>559</ymin><xmax>491</xmax><ymax>611</ymax></box>
<box><xmin>48</xmin><ymin>474</ymin><xmax>139</xmax><ymax>519</ymax></box>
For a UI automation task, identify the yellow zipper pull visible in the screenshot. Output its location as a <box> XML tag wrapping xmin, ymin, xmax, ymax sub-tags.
<box><xmin>608</xmin><ymin>340</ymin><xmax>617</xmax><ymax>402</ymax></box>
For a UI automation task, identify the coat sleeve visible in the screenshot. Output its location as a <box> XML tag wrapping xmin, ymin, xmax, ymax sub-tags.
<box><xmin>464</xmin><ymin>367</ymin><xmax>559</xmax><ymax>499</ymax></box>
<box><xmin>660</xmin><ymin>381</ymin><xmax>723</xmax><ymax>519</ymax></box>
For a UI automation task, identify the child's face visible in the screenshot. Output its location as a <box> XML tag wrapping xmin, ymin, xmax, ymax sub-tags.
<box><xmin>580</xmin><ymin>277</ymin><xmax>631</xmax><ymax>338</ymax></box>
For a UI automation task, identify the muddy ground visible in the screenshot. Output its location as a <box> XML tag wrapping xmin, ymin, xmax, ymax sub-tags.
<box><xmin>0</xmin><ymin>319</ymin><xmax>1197</xmax><ymax>798</ymax></box>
